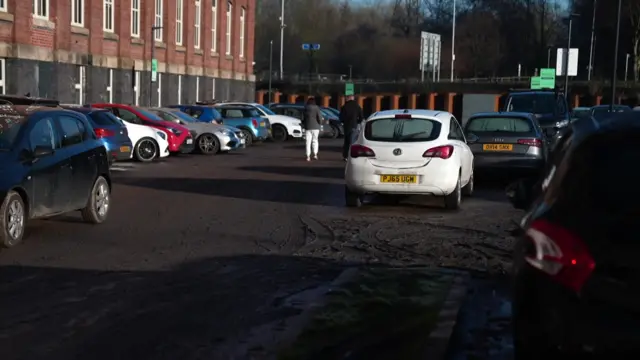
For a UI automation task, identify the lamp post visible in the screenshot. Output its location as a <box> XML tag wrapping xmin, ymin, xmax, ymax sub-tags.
<box><xmin>450</xmin><ymin>0</ymin><xmax>456</xmax><ymax>81</ymax></box>
<box><xmin>279</xmin><ymin>0</ymin><xmax>285</xmax><ymax>80</ymax></box>
<box><xmin>149</xmin><ymin>25</ymin><xmax>162</xmax><ymax>107</ymax></box>
<box><xmin>625</xmin><ymin>53</ymin><xmax>630</xmax><ymax>82</ymax></box>
<box><xmin>563</xmin><ymin>14</ymin><xmax>578</xmax><ymax>97</ymax></box>
<box><xmin>348</xmin><ymin>65</ymin><xmax>353</xmax><ymax>80</ymax></box>
<box><xmin>268</xmin><ymin>40</ymin><xmax>273</xmax><ymax>104</ymax></box>
<box><xmin>588</xmin><ymin>0</ymin><xmax>597</xmax><ymax>81</ymax></box>
<box><xmin>610</xmin><ymin>0</ymin><xmax>622</xmax><ymax>111</ymax></box>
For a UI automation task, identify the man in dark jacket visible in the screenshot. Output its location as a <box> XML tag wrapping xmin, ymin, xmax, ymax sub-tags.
<box><xmin>303</xmin><ymin>97</ymin><xmax>324</xmax><ymax>161</ymax></box>
<box><xmin>340</xmin><ymin>95</ymin><xmax>364</xmax><ymax>160</ymax></box>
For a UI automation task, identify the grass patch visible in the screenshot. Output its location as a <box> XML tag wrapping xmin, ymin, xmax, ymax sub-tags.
<box><xmin>277</xmin><ymin>268</ymin><xmax>453</xmax><ymax>360</ymax></box>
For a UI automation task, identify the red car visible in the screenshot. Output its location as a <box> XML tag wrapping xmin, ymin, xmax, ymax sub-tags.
<box><xmin>91</xmin><ymin>103</ymin><xmax>195</xmax><ymax>153</ymax></box>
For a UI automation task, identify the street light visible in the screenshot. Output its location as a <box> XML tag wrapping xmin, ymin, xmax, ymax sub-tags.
<box><xmin>268</xmin><ymin>40</ymin><xmax>273</xmax><ymax>104</ymax></box>
<box><xmin>348</xmin><ymin>65</ymin><xmax>353</xmax><ymax>80</ymax></box>
<box><xmin>625</xmin><ymin>53</ymin><xmax>630</xmax><ymax>82</ymax></box>
<box><xmin>450</xmin><ymin>0</ymin><xmax>456</xmax><ymax>81</ymax></box>
<box><xmin>562</xmin><ymin>14</ymin><xmax>579</xmax><ymax>97</ymax></box>
<box><xmin>588</xmin><ymin>0</ymin><xmax>597</xmax><ymax>81</ymax></box>
<box><xmin>610</xmin><ymin>0</ymin><xmax>622</xmax><ymax>111</ymax></box>
<box><xmin>279</xmin><ymin>0</ymin><xmax>285</xmax><ymax>80</ymax></box>
<box><xmin>149</xmin><ymin>25</ymin><xmax>162</xmax><ymax>107</ymax></box>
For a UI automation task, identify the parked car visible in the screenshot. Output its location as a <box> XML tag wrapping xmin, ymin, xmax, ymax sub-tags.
<box><xmin>507</xmin><ymin>111</ymin><xmax>640</xmax><ymax>358</ymax></box>
<box><xmin>62</xmin><ymin>106</ymin><xmax>133</xmax><ymax>164</ymax></box>
<box><xmin>168</xmin><ymin>104</ymin><xmax>223</xmax><ymax>124</ymax></box>
<box><xmin>163</xmin><ymin>107</ymin><xmax>245</xmax><ymax>141</ymax></box>
<box><xmin>589</xmin><ymin>104</ymin><xmax>632</xmax><ymax>121</ymax></box>
<box><xmin>322</xmin><ymin>106</ymin><xmax>341</xmax><ymax>117</ymax></box>
<box><xmin>464</xmin><ymin>112</ymin><xmax>548</xmax><ymax>174</ymax></box>
<box><xmin>91</xmin><ymin>103</ymin><xmax>194</xmax><ymax>154</ymax></box>
<box><xmin>113</xmin><ymin>115</ymin><xmax>170</xmax><ymax>162</ymax></box>
<box><xmin>0</xmin><ymin>105</ymin><xmax>111</xmax><ymax>248</ymax></box>
<box><xmin>0</xmin><ymin>94</ymin><xmax>59</xmax><ymax>107</ymax></box>
<box><xmin>344</xmin><ymin>109</ymin><xmax>474</xmax><ymax>209</ymax></box>
<box><xmin>267</xmin><ymin>103</ymin><xmax>342</xmax><ymax>138</ymax></box>
<box><xmin>570</xmin><ymin>106</ymin><xmax>590</xmax><ymax>122</ymax></box>
<box><xmin>213</xmin><ymin>105</ymin><xmax>271</xmax><ymax>146</ymax></box>
<box><xmin>216</xmin><ymin>102</ymin><xmax>303</xmax><ymax>142</ymax></box>
<box><xmin>148</xmin><ymin>107</ymin><xmax>244</xmax><ymax>154</ymax></box>
<box><xmin>503</xmin><ymin>90</ymin><xmax>570</xmax><ymax>137</ymax></box>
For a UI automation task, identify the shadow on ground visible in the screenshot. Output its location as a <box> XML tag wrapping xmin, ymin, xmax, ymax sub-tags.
<box><xmin>114</xmin><ymin>177</ymin><xmax>344</xmax><ymax>205</ymax></box>
<box><xmin>239</xmin><ymin>165</ymin><xmax>344</xmax><ymax>179</ymax></box>
<box><xmin>284</xmin><ymin>144</ymin><xmax>343</xmax><ymax>153</ymax></box>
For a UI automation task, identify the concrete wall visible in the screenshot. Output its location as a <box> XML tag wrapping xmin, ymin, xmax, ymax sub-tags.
<box><xmin>461</xmin><ymin>94</ymin><xmax>499</xmax><ymax>126</ymax></box>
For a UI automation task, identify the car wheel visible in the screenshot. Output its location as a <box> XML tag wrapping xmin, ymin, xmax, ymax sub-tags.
<box><xmin>134</xmin><ymin>137</ymin><xmax>158</xmax><ymax>162</ymax></box>
<box><xmin>345</xmin><ymin>186</ymin><xmax>363</xmax><ymax>207</ymax></box>
<box><xmin>271</xmin><ymin>124</ymin><xmax>288</xmax><ymax>142</ymax></box>
<box><xmin>0</xmin><ymin>191</ymin><xmax>26</xmax><ymax>248</ymax></box>
<box><xmin>197</xmin><ymin>133</ymin><xmax>220</xmax><ymax>155</ymax></box>
<box><xmin>81</xmin><ymin>176</ymin><xmax>110</xmax><ymax>224</ymax></box>
<box><xmin>241</xmin><ymin>129</ymin><xmax>254</xmax><ymax>146</ymax></box>
<box><xmin>444</xmin><ymin>174</ymin><xmax>462</xmax><ymax>210</ymax></box>
<box><xmin>462</xmin><ymin>171</ymin><xmax>474</xmax><ymax>196</ymax></box>
<box><xmin>330</xmin><ymin>125</ymin><xmax>340</xmax><ymax>139</ymax></box>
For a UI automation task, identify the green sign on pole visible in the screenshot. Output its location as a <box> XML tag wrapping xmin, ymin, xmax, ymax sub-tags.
<box><xmin>530</xmin><ymin>76</ymin><xmax>541</xmax><ymax>89</ymax></box>
<box><xmin>345</xmin><ymin>82</ymin><xmax>354</xmax><ymax>96</ymax></box>
<box><xmin>539</xmin><ymin>68</ymin><xmax>555</xmax><ymax>89</ymax></box>
<box><xmin>151</xmin><ymin>59</ymin><xmax>158</xmax><ymax>82</ymax></box>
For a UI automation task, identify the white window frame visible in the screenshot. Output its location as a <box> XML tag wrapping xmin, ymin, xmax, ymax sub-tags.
<box><xmin>131</xmin><ymin>0</ymin><xmax>140</xmax><ymax>37</ymax></box>
<box><xmin>194</xmin><ymin>0</ymin><xmax>201</xmax><ymax>48</ymax></box>
<box><xmin>154</xmin><ymin>0</ymin><xmax>163</xmax><ymax>41</ymax></box>
<box><xmin>0</xmin><ymin>0</ymin><xmax>6</xmax><ymax>12</ymax></box>
<box><xmin>134</xmin><ymin>71</ymin><xmax>141</xmax><ymax>106</ymax></box>
<box><xmin>33</xmin><ymin>0</ymin><xmax>49</xmax><ymax>19</ymax></box>
<box><xmin>211</xmin><ymin>0</ymin><xmax>217</xmax><ymax>52</ymax></box>
<box><xmin>177</xmin><ymin>75</ymin><xmax>182</xmax><ymax>103</ymax></box>
<box><xmin>195</xmin><ymin>77</ymin><xmax>200</xmax><ymax>102</ymax></box>
<box><xmin>0</xmin><ymin>59</ymin><xmax>6</xmax><ymax>95</ymax></box>
<box><xmin>157</xmin><ymin>73</ymin><xmax>162</xmax><ymax>107</ymax></box>
<box><xmin>75</xmin><ymin>66</ymin><xmax>86</xmax><ymax>105</ymax></box>
<box><xmin>225</xmin><ymin>2</ymin><xmax>232</xmax><ymax>55</ymax></box>
<box><xmin>106</xmin><ymin>69</ymin><xmax>113</xmax><ymax>103</ymax></box>
<box><xmin>71</xmin><ymin>0</ymin><xmax>84</xmax><ymax>26</ymax></box>
<box><xmin>175</xmin><ymin>0</ymin><xmax>183</xmax><ymax>46</ymax></box>
<box><xmin>103</xmin><ymin>0</ymin><xmax>114</xmax><ymax>32</ymax></box>
<box><xmin>239</xmin><ymin>7</ymin><xmax>245</xmax><ymax>58</ymax></box>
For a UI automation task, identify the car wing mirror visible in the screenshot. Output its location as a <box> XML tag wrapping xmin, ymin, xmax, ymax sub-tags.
<box><xmin>505</xmin><ymin>179</ymin><xmax>534</xmax><ymax>210</ymax></box>
<box><xmin>466</xmin><ymin>133</ymin><xmax>479</xmax><ymax>144</ymax></box>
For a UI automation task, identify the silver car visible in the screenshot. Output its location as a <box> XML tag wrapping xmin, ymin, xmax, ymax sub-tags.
<box><xmin>147</xmin><ymin>107</ymin><xmax>245</xmax><ymax>155</ymax></box>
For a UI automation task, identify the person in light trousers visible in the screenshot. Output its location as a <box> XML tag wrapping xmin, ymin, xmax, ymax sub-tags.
<box><xmin>302</xmin><ymin>97</ymin><xmax>324</xmax><ymax>161</ymax></box>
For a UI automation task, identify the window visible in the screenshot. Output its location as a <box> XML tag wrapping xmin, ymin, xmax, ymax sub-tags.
<box><xmin>194</xmin><ymin>0</ymin><xmax>201</xmax><ymax>48</ymax></box>
<box><xmin>0</xmin><ymin>0</ymin><xmax>6</xmax><ymax>12</ymax></box>
<box><xmin>58</xmin><ymin>116</ymin><xmax>85</xmax><ymax>147</ymax></box>
<box><xmin>239</xmin><ymin>7</ymin><xmax>245</xmax><ymax>58</ymax></box>
<box><xmin>71</xmin><ymin>0</ymin><xmax>84</xmax><ymax>26</ymax></box>
<box><xmin>89</xmin><ymin>111</ymin><xmax>122</xmax><ymax>126</ymax></box>
<box><xmin>506</xmin><ymin>94</ymin><xmax>555</xmax><ymax>115</ymax></box>
<box><xmin>0</xmin><ymin>59</ymin><xmax>5</xmax><ymax>95</ymax></box>
<box><xmin>195</xmin><ymin>77</ymin><xmax>200</xmax><ymax>102</ymax></box>
<box><xmin>154</xmin><ymin>0</ymin><xmax>163</xmax><ymax>41</ymax></box>
<box><xmin>177</xmin><ymin>75</ymin><xmax>182</xmax><ymax>103</ymax></box>
<box><xmin>103</xmin><ymin>0</ymin><xmax>114</xmax><ymax>32</ymax></box>
<box><xmin>75</xmin><ymin>66</ymin><xmax>86</xmax><ymax>105</ymax></box>
<box><xmin>29</xmin><ymin>118</ymin><xmax>56</xmax><ymax>150</ymax></box>
<box><xmin>211</xmin><ymin>0</ymin><xmax>217</xmax><ymax>52</ymax></box>
<box><xmin>223</xmin><ymin>109</ymin><xmax>244</xmax><ymax>118</ymax></box>
<box><xmin>466</xmin><ymin>116</ymin><xmax>533</xmax><ymax>133</ymax></box>
<box><xmin>157</xmin><ymin>73</ymin><xmax>162</xmax><ymax>107</ymax></box>
<box><xmin>364</xmin><ymin>118</ymin><xmax>442</xmax><ymax>142</ymax></box>
<box><xmin>131</xmin><ymin>0</ymin><xmax>140</xmax><ymax>37</ymax></box>
<box><xmin>225</xmin><ymin>2</ymin><xmax>232</xmax><ymax>55</ymax></box>
<box><xmin>117</xmin><ymin>108</ymin><xmax>142</xmax><ymax>124</ymax></box>
<box><xmin>33</xmin><ymin>0</ymin><xmax>48</xmax><ymax>18</ymax></box>
<box><xmin>175</xmin><ymin>0</ymin><xmax>183</xmax><ymax>45</ymax></box>
<box><xmin>448</xmin><ymin>118</ymin><xmax>465</xmax><ymax>140</ymax></box>
<box><xmin>106</xmin><ymin>69</ymin><xmax>113</xmax><ymax>103</ymax></box>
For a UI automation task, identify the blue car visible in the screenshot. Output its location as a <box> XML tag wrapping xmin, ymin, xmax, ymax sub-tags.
<box><xmin>213</xmin><ymin>105</ymin><xmax>271</xmax><ymax>146</ymax></box>
<box><xmin>62</xmin><ymin>106</ymin><xmax>133</xmax><ymax>164</ymax></box>
<box><xmin>168</xmin><ymin>105</ymin><xmax>222</xmax><ymax>123</ymax></box>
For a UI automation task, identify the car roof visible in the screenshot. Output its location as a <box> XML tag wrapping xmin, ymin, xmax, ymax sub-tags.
<box><xmin>368</xmin><ymin>109</ymin><xmax>451</xmax><ymax>121</ymax></box>
<box><xmin>591</xmin><ymin>104</ymin><xmax>631</xmax><ymax>109</ymax></box>
<box><xmin>60</xmin><ymin>105</ymin><xmax>107</xmax><ymax>114</ymax></box>
<box><xmin>469</xmin><ymin>111</ymin><xmax>534</xmax><ymax>118</ymax></box>
<box><xmin>508</xmin><ymin>91</ymin><xmax>556</xmax><ymax>96</ymax></box>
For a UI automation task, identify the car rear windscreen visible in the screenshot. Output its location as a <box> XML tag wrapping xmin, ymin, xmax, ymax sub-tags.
<box><xmin>364</xmin><ymin>118</ymin><xmax>441</xmax><ymax>142</ymax></box>
<box><xmin>466</xmin><ymin>117</ymin><xmax>532</xmax><ymax>133</ymax></box>
<box><xmin>90</xmin><ymin>111</ymin><xmax>121</xmax><ymax>126</ymax></box>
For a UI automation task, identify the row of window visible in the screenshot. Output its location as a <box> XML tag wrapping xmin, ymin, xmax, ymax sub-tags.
<box><xmin>27</xmin><ymin>0</ymin><xmax>246</xmax><ymax>57</ymax></box>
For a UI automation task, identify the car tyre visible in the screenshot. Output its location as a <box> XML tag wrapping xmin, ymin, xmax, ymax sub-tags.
<box><xmin>462</xmin><ymin>171</ymin><xmax>474</xmax><ymax>196</ymax></box>
<box><xmin>241</xmin><ymin>129</ymin><xmax>254</xmax><ymax>146</ymax></box>
<box><xmin>345</xmin><ymin>186</ymin><xmax>363</xmax><ymax>208</ymax></box>
<box><xmin>0</xmin><ymin>191</ymin><xmax>26</xmax><ymax>248</ymax></box>
<box><xmin>271</xmin><ymin>124</ymin><xmax>288</xmax><ymax>142</ymax></box>
<box><xmin>330</xmin><ymin>124</ymin><xmax>340</xmax><ymax>139</ymax></box>
<box><xmin>197</xmin><ymin>133</ymin><xmax>220</xmax><ymax>155</ymax></box>
<box><xmin>444</xmin><ymin>174</ymin><xmax>462</xmax><ymax>210</ymax></box>
<box><xmin>81</xmin><ymin>176</ymin><xmax>110</xmax><ymax>224</ymax></box>
<box><xmin>134</xmin><ymin>137</ymin><xmax>158</xmax><ymax>162</ymax></box>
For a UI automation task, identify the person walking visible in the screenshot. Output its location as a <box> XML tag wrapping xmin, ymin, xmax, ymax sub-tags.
<box><xmin>340</xmin><ymin>95</ymin><xmax>365</xmax><ymax>161</ymax></box>
<box><xmin>303</xmin><ymin>97</ymin><xmax>323</xmax><ymax>161</ymax></box>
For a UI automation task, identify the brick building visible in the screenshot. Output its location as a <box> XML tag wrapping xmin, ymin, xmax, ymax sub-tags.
<box><xmin>0</xmin><ymin>0</ymin><xmax>255</xmax><ymax>105</ymax></box>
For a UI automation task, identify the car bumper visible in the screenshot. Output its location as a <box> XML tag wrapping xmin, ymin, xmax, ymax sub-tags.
<box><xmin>159</xmin><ymin>144</ymin><xmax>170</xmax><ymax>157</ymax></box>
<box><xmin>255</xmin><ymin>128</ymin><xmax>270</xmax><ymax>141</ymax></box>
<box><xmin>290</xmin><ymin>125</ymin><xmax>303</xmax><ymax>138</ymax></box>
<box><xmin>474</xmin><ymin>154</ymin><xmax>544</xmax><ymax>171</ymax></box>
<box><xmin>104</xmin><ymin>141</ymin><xmax>133</xmax><ymax>162</ymax></box>
<box><xmin>345</xmin><ymin>158</ymin><xmax>459</xmax><ymax>196</ymax></box>
<box><xmin>219</xmin><ymin>135</ymin><xmax>243</xmax><ymax>151</ymax></box>
<box><xmin>179</xmin><ymin>138</ymin><xmax>195</xmax><ymax>153</ymax></box>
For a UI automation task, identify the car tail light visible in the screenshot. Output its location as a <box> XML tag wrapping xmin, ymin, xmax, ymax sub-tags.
<box><xmin>350</xmin><ymin>144</ymin><xmax>375</xmax><ymax>158</ymax></box>
<box><xmin>94</xmin><ymin>128</ymin><xmax>115</xmax><ymax>138</ymax></box>
<box><xmin>252</xmin><ymin>118</ymin><xmax>259</xmax><ymax>128</ymax></box>
<box><xmin>518</xmin><ymin>138</ymin><xmax>542</xmax><ymax>147</ymax></box>
<box><xmin>525</xmin><ymin>219</ymin><xmax>595</xmax><ymax>292</ymax></box>
<box><xmin>423</xmin><ymin>145</ymin><xmax>453</xmax><ymax>159</ymax></box>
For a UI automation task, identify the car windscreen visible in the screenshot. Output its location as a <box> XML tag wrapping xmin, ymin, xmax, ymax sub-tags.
<box><xmin>149</xmin><ymin>110</ymin><xmax>178</xmax><ymax>122</ymax></box>
<box><xmin>136</xmin><ymin>108</ymin><xmax>165</xmax><ymax>121</ymax></box>
<box><xmin>466</xmin><ymin>116</ymin><xmax>533</xmax><ymax>133</ymax></box>
<box><xmin>89</xmin><ymin>111</ymin><xmax>122</xmax><ymax>126</ymax></box>
<box><xmin>364</xmin><ymin>118</ymin><xmax>441</xmax><ymax>142</ymax></box>
<box><xmin>168</xmin><ymin>110</ymin><xmax>197</xmax><ymax>122</ymax></box>
<box><xmin>256</xmin><ymin>104</ymin><xmax>275</xmax><ymax>115</ymax></box>
<box><xmin>320</xmin><ymin>109</ymin><xmax>337</xmax><ymax>119</ymax></box>
<box><xmin>0</xmin><ymin>114</ymin><xmax>27</xmax><ymax>150</ymax></box>
<box><xmin>507</xmin><ymin>94</ymin><xmax>556</xmax><ymax>114</ymax></box>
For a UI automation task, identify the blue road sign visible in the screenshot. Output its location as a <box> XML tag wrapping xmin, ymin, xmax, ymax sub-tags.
<box><xmin>312</xmin><ymin>43</ymin><xmax>320</xmax><ymax>50</ymax></box>
<box><xmin>302</xmin><ymin>43</ymin><xmax>310</xmax><ymax>50</ymax></box>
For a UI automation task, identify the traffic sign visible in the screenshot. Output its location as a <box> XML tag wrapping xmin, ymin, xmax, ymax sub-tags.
<box><xmin>530</xmin><ymin>76</ymin><xmax>541</xmax><ymax>89</ymax></box>
<box><xmin>539</xmin><ymin>68</ymin><xmax>555</xmax><ymax>88</ymax></box>
<box><xmin>312</xmin><ymin>43</ymin><xmax>320</xmax><ymax>50</ymax></box>
<box><xmin>345</xmin><ymin>82</ymin><xmax>354</xmax><ymax>96</ymax></box>
<box><xmin>302</xmin><ymin>43</ymin><xmax>320</xmax><ymax>51</ymax></box>
<box><xmin>151</xmin><ymin>59</ymin><xmax>158</xmax><ymax>82</ymax></box>
<box><xmin>302</xmin><ymin>43</ymin><xmax>310</xmax><ymax>50</ymax></box>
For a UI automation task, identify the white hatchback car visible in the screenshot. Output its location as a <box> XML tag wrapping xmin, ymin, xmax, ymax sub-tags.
<box><xmin>344</xmin><ymin>109</ymin><xmax>475</xmax><ymax>209</ymax></box>
<box><xmin>119</xmin><ymin>119</ymin><xmax>170</xmax><ymax>162</ymax></box>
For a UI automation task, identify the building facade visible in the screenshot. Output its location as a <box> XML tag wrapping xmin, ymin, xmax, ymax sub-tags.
<box><xmin>0</xmin><ymin>0</ymin><xmax>255</xmax><ymax>105</ymax></box>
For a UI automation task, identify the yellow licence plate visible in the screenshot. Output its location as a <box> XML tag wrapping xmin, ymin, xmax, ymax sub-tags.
<box><xmin>483</xmin><ymin>144</ymin><xmax>513</xmax><ymax>151</ymax></box>
<box><xmin>380</xmin><ymin>175</ymin><xmax>417</xmax><ymax>183</ymax></box>
<box><xmin>260</xmin><ymin>121</ymin><xmax>266</xmax><ymax>127</ymax></box>
<box><xmin>120</xmin><ymin>146</ymin><xmax>131</xmax><ymax>153</ymax></box>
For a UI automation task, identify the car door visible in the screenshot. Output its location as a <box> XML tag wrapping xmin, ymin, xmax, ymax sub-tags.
<box><xmin>448</xmin><ymin>116</ymin><xmax>472</xmax><ymax>180</ymax></box>
<box><xmin>26</xmin><ymin>116</ymin><xmax>68</xmax><ymax>218</ymax></box>
<box><xmin>55</xmin><ymin>114</ymin><xmax>95</xmax><ymax>211</ymax></box>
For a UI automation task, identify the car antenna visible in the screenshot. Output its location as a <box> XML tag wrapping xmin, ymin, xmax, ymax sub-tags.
<box><xmin>403</xmin><ymin>109</ymin><xmax>409</xmax><ymax>113</ymax></box>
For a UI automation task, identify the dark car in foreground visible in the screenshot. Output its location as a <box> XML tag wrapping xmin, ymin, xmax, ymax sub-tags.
<box><xmin>507</xmin><ymin>112</ymin><xmax>640</xmax><ymax>358</ymax></box>
<box><xmin>0</xmin><ymin>106</ymin><xmax>111</xmax><ymax>248</ymax></box>
<box><xmin>590</xmin><ymin>104</ymin><xmax>632</xmax><ymax>121</ymax></box>
<box><xmin>464</xmin><ymin>112</ymin><xmax>548</xmax><ymax>173</ymax></box>
<box><xmin>503</xmin><ymin>90</ymin><xmax>570</xmax><ymax>136</ymax></box>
